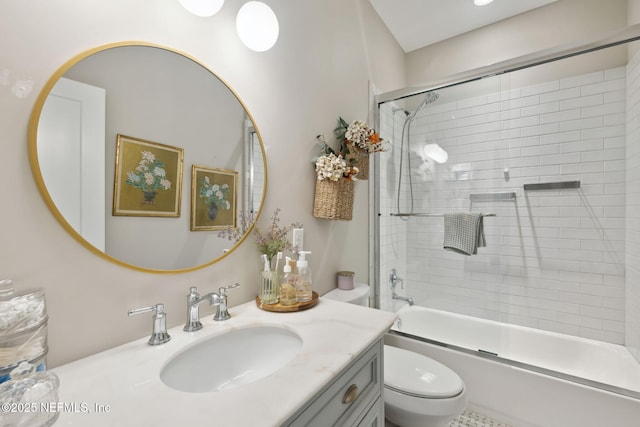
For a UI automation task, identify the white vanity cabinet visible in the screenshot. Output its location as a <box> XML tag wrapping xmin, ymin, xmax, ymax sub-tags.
<box><xmin>284</xmin><ymin>337</ymin><xmax>384</xmax><ymax>427</ymax></box>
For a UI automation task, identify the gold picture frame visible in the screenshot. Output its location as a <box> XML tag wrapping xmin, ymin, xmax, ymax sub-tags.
<box><xmin>113</xmin><ymin>134</ymin><xmax>184</xmax><ymax>217</ymax></box>
<box><xmin>191</xmin><ymin>165</ymin><xmax>238</xmax><ymax>231</ymax></box>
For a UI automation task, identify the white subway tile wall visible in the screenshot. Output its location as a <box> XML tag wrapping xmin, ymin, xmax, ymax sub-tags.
<box><xmin>379</xmin><ymin>63</ymin><xmax>632</xmax><ymax>346</ymax></box>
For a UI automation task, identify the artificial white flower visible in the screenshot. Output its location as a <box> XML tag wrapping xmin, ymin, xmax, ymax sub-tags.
<box><xmin>315</xmin><ymin>153</ymin><xmax>358</xmax><ymax>181</ymax></box>
<box><xmin>345</xmin><ymin>120</ymin><xmax>373</xmax><ymax>147</ymax></box>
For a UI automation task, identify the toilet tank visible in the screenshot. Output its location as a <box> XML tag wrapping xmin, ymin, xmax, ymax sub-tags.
<box><xmin>323</xmin><ymin>283</ymin><xmax>370</xmax><ymax>307</ymax></box>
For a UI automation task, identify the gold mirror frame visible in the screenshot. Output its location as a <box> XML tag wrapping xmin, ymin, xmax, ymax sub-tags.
<box><xmin>28</xmin><ymin>42</ymin><xmax>267</xmax><ymax>273</ymax></box>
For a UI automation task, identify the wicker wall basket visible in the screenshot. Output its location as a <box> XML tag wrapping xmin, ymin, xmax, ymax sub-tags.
<box><xmin>345</xmin><ymin>144</ymin><xmax>369</xmax><ymax>180</ymax></box>
<box><xmin>313</xmin><ymin>179</ymin><xmax>355</xmax><ymax>220</ymax></box>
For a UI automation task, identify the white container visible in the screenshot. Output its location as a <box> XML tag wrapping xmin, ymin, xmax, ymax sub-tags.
<box><xmin>0</xmin><ymin>280</ymin><xmax>47</xmax><ymax>337</ymax></box>
<box><xmin>336</xmin><ymin>271</ymin><xmax>355</xmax><ymax>290</ymax></box>
<box><xmin>0</xmin><ymin>351</ymin><xmax>48</xmax><ymax>385</ymax></box>
<box><xmin>0</xmin><ymin>320</ymin><xmax>48</xmax><ymax>381</ymax></box>
<box><xmin>0</xmin><ymin>360</ymin><xmax>59</xmax><ymax>426</ymax></box>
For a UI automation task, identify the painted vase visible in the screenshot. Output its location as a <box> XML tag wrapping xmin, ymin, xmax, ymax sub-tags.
<box><xmin>207</xmin><ymin>203</ymin><xmax>218</xmax><ymax>220</ymax></box>
<box><xmin>143</xmin><ymin>191</ymin><xmax>157</xmax><ymax>203</ymax></box>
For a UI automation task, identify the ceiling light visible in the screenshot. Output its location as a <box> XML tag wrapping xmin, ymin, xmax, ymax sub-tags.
<box><xmin>178</xmin><ymin>0</ymin><xmax>224</xmax><ymax>17</ymax></box>
<box><xmin>236</xmin><ymin>1</ymin><xmax>279</xmax><ymax>52</ymax></box>
<box><xmin>474</xmin><ymin>0</ymin><xmax>494</xmax><ymax>5</ymax></box>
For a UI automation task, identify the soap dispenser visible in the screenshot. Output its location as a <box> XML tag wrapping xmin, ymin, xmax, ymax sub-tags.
<box><xmin>279</xmin><ymin>258</ymin><xmax>297</xmax><ymax>306</ymax></box>
<box><xmin>296</xmin><ymin>251</ymin><xmax>313</xmax><ymax>302</ymax></box>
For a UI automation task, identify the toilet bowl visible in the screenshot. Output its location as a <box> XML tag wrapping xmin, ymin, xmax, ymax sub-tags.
<box><xmin>323</xmin><ymin>285</ymin><xmax>467</xmax><ymax>427</ymax></box>
<box><xmin>384</xmin><ymin>345</ymin><xmax>466</xmax><ymax>427</ymax></box>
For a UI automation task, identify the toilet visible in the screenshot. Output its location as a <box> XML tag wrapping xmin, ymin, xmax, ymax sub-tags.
<box><xmin>323</xmin><ymin>282</ymin><xmax>371</xmax><ymax>306</ymax></box>
<box><xmin>324</xmin><ymin>285</ymin><xmax>467</xmax><ymax>427</ymax></box>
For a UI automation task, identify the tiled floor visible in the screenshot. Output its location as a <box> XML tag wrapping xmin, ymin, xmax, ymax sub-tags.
<box><xmin>449</xmin><ymin>409</ymin><xmax>513</xmax><ymax>427</ymax></box>
<box><xmin>385</xmin><ymin>408</ymin><xmax>512</xmax><ymax>427</ymax></box>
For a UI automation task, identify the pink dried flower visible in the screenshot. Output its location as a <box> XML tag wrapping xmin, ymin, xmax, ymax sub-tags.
<box><xmin>253</xmin><ymin>209</ymin><xmax>302</xmax><ymax>265</ymax></box>
<box><xmin>217</xmin><ymin>210</ymin><xmax>257</xmax><ymax>243</ymax></box>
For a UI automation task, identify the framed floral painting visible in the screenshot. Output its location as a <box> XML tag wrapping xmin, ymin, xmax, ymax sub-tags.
<box><xmin>113</xmin><ymin>135</ymin><xmax>184</xmax><ymax>217</ymax></box>
<box><xmin>191</xmin><ymin>165</ymin><xmax>238</xmax><ymax>231</ymax></box>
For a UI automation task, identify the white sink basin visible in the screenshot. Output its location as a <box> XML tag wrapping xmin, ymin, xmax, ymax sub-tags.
<box><xmin>160</xmin><ymin>326</ymin><xmax>302</xmax><ymax>393</ymax></box>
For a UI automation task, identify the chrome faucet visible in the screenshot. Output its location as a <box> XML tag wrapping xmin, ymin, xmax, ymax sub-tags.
<box><xmin>214</xmin><ymin>283</ymin><xmax>240</xmax><ymax>321</ymax></box>
<box><xmin>128</xmin><ymin>303</ymin><xmax>171</xmax><ymax>345</ymax></box>
<box><xmin>184</xmin><ymin>287</ymin><xmax>221</xmax><ymax>332</ymax></box>
<box><xmin>389</xmin><ymin>269</ymin><xmax>414</xmax><ymax>306</ymax></box>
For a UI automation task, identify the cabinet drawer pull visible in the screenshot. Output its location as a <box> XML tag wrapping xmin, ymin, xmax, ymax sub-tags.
<box><xmin>342</xmin><ymin>384</ymin><xmax>359</xmax><ymax>404</ymax></box>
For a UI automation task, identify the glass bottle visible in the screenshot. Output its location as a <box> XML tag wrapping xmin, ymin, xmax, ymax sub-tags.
<box><xmin>258</xmin><ymin>269</ymin><xmax>279</xmax><ymax>304</ymax></box>
<box><xmin>279</xmin><ymin>261</ymin><xmax>297</xmax><ymax>306</ymax></box>
<box><xmin>296</xmin><ymin>251</ymin><xmax>313</xmax><ymax>302</ymax></box>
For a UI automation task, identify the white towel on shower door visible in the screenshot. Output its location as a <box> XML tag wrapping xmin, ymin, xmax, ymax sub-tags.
<box><xmin>443</xmin><ymin>213</ymin><xmax>486</xmax><ymax>255</ymax></box>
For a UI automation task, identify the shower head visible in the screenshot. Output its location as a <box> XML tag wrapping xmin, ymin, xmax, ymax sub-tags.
<box><xmin>423</xmin><ymin>90</ymin><xmax>439</xmax><ymax>105</ymax></box>
<box><xmin>408</xmin><ymin>90</ymin><xmax>439</xmax><ymax>119</ymax></box>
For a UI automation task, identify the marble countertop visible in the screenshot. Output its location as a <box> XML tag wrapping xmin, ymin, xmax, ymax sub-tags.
<box><xmin>52</xmin><ymin>298</ymin><xmax>397</xmax><ymax>426</ymax></box>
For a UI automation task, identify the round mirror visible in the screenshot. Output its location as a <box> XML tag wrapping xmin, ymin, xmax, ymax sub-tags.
<box><xmin>28</xmin><ymin>42</ymin><xmax>266</xmax><ymax>273</ymax></box>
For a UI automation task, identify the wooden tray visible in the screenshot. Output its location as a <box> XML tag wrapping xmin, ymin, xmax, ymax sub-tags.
<box><xmin>256</xmin><ymin>291</ymin><xmax>319</xmax><ymax>312</ymax></box>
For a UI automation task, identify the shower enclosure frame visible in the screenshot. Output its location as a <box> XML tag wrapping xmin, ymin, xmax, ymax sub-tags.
<box><xmin>370</xmin><ymin>23</ymin><xmax>640</xmax><ymax>399</ymax></box>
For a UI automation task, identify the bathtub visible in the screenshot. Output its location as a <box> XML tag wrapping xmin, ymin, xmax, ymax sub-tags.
<box><xmin>390</xmin><ymin>305</ymin><xmax>640</xmax><ymax>395</ymax></box>
<box><xmin>385</xmin><ymin>305</ymin><xmax>640</xmax><ymax>426</ymax></box>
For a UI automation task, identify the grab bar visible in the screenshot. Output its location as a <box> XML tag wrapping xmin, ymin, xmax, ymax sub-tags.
<box><xmin>523</xmin><ymin>181</ymin><xmax>580</xmax><ymax>191</ymax></box>
<box><xmin>390</xmin><ymin>213</ymin><xmax>496</xmax><ymax>218</ymax></box>
<box><xmin>469</xmin><ymin>192</ymin><xmax>517</xmax><ymax>202</ymax></box>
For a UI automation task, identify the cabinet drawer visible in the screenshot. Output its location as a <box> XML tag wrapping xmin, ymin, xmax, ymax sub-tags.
<box><xmin>286</xmin><ymin>340</ymin><xmax>382</xmax><ymax>427</ymax></box>
<box><xmin>357</xmin><ymin>396</ymin><xmax>384</xmax><ymax>427</ymax></box>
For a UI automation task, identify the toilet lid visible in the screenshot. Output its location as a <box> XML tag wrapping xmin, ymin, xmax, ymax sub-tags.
<box><xmin>384</xmin><ymin>345</ymin><xmax>464</xmax><ymax>398</ymax></box>
<box><xmin>322</xmin><ymin>283</ymin><xmax>369</xmax><ymax>303</ymax></box>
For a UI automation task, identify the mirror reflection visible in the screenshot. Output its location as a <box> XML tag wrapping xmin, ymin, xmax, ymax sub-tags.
<box><xmin>29</xmin><ymin>43</ymin><xmax>266</xmax><ymax>272</ymax></box>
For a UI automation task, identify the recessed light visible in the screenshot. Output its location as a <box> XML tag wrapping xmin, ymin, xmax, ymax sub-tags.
<box><xmin>474</xmin><ymin>0</ymin><xmax>494</xmax><ymax>5</ymax></box>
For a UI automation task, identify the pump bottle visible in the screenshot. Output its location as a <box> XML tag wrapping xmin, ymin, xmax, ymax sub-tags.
<box><xmin>296</xmin><ymin>251</ymin><xmax>313</xmax><ymax>302</ymax></box>
<box><xmin>279</xmin><ymin>258</ymin><xmax>297</xmax><ymax>306</ymax></box>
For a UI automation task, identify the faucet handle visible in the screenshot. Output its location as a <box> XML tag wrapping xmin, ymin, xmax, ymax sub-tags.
<box><xmin>219</xmin><ymin>282</ymin><xmax>240</xmax><ymax>296</ymax></box>
<box><xmin>128</xmin><ymin>303</ymin><xmax>164</xmax><ymax>317</ymax></box>
<box><xmin>128</xmin><ymin>303</ymin><xmax>171</xmax><ymax>346</ymax></box>
<box><xmin>389</xmin><ymin>269</ymin><xmax>404</xmax><ymax>289</ymax></box>
<box><xmin>187</xmin><ymin>286</ymin><xmax>199</xmax><ymax>298</ymax></box>
<box><xmin>214</xmin><ymin>283</ymin><xmax>240</xmax><ymax>321</ymax></box>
